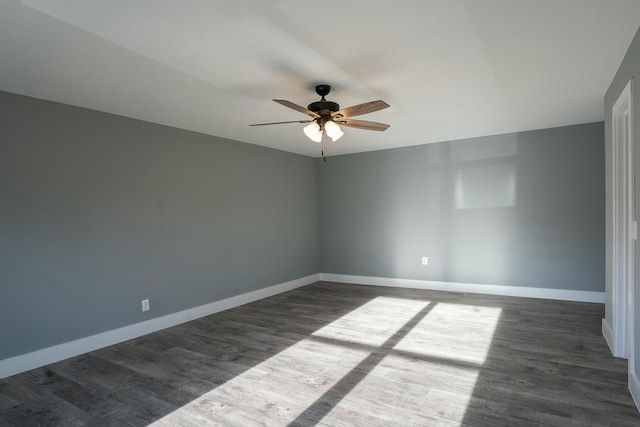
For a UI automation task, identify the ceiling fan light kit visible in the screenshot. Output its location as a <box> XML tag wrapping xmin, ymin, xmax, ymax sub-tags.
<box><xmin>303</xmin><ymin>121</ymin><xmax>323</xmax><ymax>142</ymax></box>
<box><xmin>323</xmin><ymin>120</ymin><xmax>344</xmax><ymax>142</ymax></box>
<box><xmin>250</xmin><ymin>84</ymin><xmax>390</xmax><ymax>150</ymax></box>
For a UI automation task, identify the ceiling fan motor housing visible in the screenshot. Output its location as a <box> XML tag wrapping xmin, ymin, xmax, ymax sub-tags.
<box><xmin>307</xmin><ymin>100</ymin><xmax>340</xmax><ymax>115</ymax></box>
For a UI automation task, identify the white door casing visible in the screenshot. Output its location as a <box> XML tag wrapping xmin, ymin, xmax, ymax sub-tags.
<box><xmin>610</xmin><ymin>79</ymin><xmax>635</xmax><ymax>364</ymax></box>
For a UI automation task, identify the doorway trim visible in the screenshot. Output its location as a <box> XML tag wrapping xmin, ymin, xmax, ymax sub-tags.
<box><xmin>608</xmin><ymin>79</ymin><xmax>635</xmax><ymax>367</ymax></box>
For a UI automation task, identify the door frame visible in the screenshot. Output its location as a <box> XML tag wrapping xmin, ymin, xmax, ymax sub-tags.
<box><xmin>610</xmin><ymin>79</ymin><xmax>635</xmax><ymax>365</ymax></box>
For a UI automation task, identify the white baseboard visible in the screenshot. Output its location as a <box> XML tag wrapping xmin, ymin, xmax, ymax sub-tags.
<box><xmin>319</xmin><ymin>273</ymin><xmax>605</xmax><ymax>303</ymax></box>
<box><xmin>0</xmin><ymin>274</ymin><xmax>319</xmax><ymax>379</ymax></box>
<box><xmin>1</xmin><ymin>273</ymin><xmax>607</xmax><ymax>380</ymax></box>
<box><xmin>602</xmin><ymin>318</ymin><xmax>616</xmax><ymax>356</ymax></box>
<box><xmin>630</xmin><ymin>370</ymin><xmax>640</xmax><ymax>412</ymax></box>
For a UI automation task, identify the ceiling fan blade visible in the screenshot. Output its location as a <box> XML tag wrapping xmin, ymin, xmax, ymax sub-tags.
<box><xmin>249</xmin><ymin>120</ymin><xmax>313</xmax><ymax>126</ymax></box>
<box><xmin>332</xmin><ymin>100</ymin><xmax>390</xmax><ymax>119</ymax></box>
<box><xmin>337</xmin><ymin>119</ymin><xmax>390</xmax><ymax>131</ymax></box>
<box><xmin>273</xmin><ymin>99</ymin><xmax>320</xmax><ymax>118</ymax></box>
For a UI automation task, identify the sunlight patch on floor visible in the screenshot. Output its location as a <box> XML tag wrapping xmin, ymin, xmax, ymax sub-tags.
<box><xmin>317</xmin><ymin>356</ymin><xmax>480</xmax><ymax>425</ymax></box>
<box><xmin>317</xmin><ymin>302</ymin><xmax>502</xmax><ymax>425</ymax></box>
<box><xmin>311</xmin><ymin>296</ymin><xmax>431</xmax><ymax>347</ymax></box>
<box><xmin>149</xmin><ymin>299</ymin><xmax>501</xmax><ymax>426</ymax></box>
<box><xmin>150</xmin><ymin>336</ymin><xmax>371</xmax><ymax>426</ymax></box>
<box><xmin>150</xmin><ymin>297</ymin><xmax>425</xmax><ymax>425</ymax></box>
<box><xmin>394</xmin><ymin>303</ymin><xmax>502</xmax><ymax>365</ymax></box>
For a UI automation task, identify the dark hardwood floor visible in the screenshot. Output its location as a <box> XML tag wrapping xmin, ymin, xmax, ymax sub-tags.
<box><xmin>1</xmin><ymin>282</ymin><xmax>638</xmax><ymax>426</ymax></box>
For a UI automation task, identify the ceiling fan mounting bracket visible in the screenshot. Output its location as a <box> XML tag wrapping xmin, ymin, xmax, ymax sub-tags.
<box><xmin>315</xmin><ymin>84</ymin><xmax>331</xmax><ymax>99</ymax></box>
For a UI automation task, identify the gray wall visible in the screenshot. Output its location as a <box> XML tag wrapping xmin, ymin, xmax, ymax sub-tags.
<box><xmin>0</xmin><ymin>87</ymin><xmax>608</xmax><ymax>363</ymax></box>
<box><xmin>0</xmin><ymin>91</ymin><xmax>319</xmax><ymax>360</ymax></box>
<box><xmin>318</xmin><ymin>123</ymin><xmax>604</xmax><ymax>291</ymax></box>
<box><xmin>605</xmin><ymin>25</ymin><xmax>640</xmax><ymax>374</ymax></box>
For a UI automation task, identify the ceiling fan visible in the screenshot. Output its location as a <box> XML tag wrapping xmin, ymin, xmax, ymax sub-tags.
<box><xmin>250</xmin><ymin>84</ymin><xmax>390</xmax><ymax>144</ymax></box>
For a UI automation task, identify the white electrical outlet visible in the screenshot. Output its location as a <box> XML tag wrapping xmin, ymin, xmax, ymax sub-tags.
<box><xmin>141</xmin><ymin>299</ymin><xmax>150</xmax><ymax>312</ymax></box>
<box><xmin>421</xmin><ymin>256</ymin><xmax>429</xmax><ymax>265</ymax></box>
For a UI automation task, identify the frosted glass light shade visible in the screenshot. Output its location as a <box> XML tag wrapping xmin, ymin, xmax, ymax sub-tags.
<box><xmin>324</xmin><ymin>120</ymin><xmax>344</xmax><ymax>141</ymax></box>
<box><xmin>303</xmin><ymin>121</ymin><xmax>322</xmax><ymax>142</ymax></box>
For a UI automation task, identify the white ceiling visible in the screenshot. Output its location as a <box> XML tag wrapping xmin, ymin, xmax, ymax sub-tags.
<box><xmin>1</xmin><ymin>0</ymin><xmax>639</xmax><ymax>157</ymax></box>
